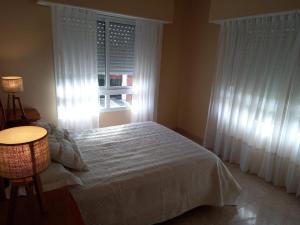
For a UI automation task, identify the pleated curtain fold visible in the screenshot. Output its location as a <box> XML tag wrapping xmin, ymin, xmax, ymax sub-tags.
<box><xmin>131</xmin><ymin>21</ymin><xmax>163</xmax><ymax>122</ymax></box>
<box><xmin>204</xmin><ymin>12</ymin><xmax>300</xmax><ymax>196</ymax></box>
<box><xmin>52</xmin><ymin>6</ymin><xmax>99</xmax><ymax>131</ymax></box>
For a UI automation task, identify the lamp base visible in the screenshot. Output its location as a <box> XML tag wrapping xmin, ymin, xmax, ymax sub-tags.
<box><xmin>6</xmin><ymin>175</ymin><xmax>46</xmax><ymax>225</ymax></box>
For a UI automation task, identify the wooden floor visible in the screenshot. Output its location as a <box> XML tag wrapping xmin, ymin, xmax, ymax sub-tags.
<box><xmin>158</xmin><ymin>163</ymin><xmax>300</xmax><ymax>225</ymax></box>
<box><xmin>0</xmin><ymin>187</ymin><xmax>84</xmax><ymax>225</ymax></box>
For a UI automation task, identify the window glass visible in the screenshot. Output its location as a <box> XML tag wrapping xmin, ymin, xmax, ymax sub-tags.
<box><xmin>99</xmin><ymin>95</ymin><xmax>105</xmax><ymax>109</ymax></box>
<box><xmin>110</xmin><ymin>94</ymin><xmax>132</xmax><ymax>108</ymax></box>
<box><xmin>97</xmin><ymin>19</ymin><xmax>135</xmax><ymax>111</ymax></box>
<box><xmin>109</xmin><ymin>74</ymin><xmax>133</xmax><ymax>87</ymax></box>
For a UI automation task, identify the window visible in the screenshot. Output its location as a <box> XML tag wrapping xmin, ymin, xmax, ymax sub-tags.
<box><xmin>97</xmin><ymin>19</ymin><xmax>135</xmax><ymax>111</ymax></box>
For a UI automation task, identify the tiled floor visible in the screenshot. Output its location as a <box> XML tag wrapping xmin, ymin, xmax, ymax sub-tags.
<box><xmin>159</xmin><ymin>163</ymin><xmax>300</xmax><ymax>225</ymax></box>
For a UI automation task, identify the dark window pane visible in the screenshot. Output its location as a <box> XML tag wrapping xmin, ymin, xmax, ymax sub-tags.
<box><xmin>110</xmin><ymin>74</ymin><xmax>122</xmax><ymax>86</ymax></box>
<box><xmin>99</xmin><ymin>95</ymin><xmax>105</xmax><ymax>108</ymax></box>
<box><xmin>98</xmin><ymin>74</ymin><xmax>105</xmax><ymax>86</ymax></box>
<box><xmin>109</xmin><ymin>74</ymin><xmax>133</xmax><ymax>87</ymax></box>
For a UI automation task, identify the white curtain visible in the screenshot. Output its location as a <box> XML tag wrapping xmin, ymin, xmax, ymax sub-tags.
<box><xmin>204</xmin><ymin>12</ymin><xmax>300</xmax><ymax>195</ymax></box>
<box><xmin>52</xmin><ymin>6</ymin><xmax>99</xmax><ymax>131</ymax></box>
<box><xmin>131</xmin><ymin>20</ymin><xmax>163</xmax><ymax>122</ymax></box>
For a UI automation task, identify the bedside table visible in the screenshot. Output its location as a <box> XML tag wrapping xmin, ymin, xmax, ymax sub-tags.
<box><xmin>6</xmin><ymin>108</ymin><xmax>40</xmax><ymax>127</ymax></box>
<box><xmin>0</xmin><ymin>187</ymin><xmax>85</xmax><ymax>225</ymax></box>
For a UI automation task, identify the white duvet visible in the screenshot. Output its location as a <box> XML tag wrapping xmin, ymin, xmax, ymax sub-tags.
<box><xmin>70</xmin><ymin>122</ymin><xmax>241</xmax><ymax>225</ymax></box>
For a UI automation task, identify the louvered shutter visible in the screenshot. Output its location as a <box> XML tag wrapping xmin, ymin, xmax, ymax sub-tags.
<box><xmin>97</xmin><ymin>20</ymin><xmax>106</xmax><ymax>86</ymax></box>
<box><xmin>109</xmin><ymin>22</ymin><xmax>135</xmax><ymax>75</ymax></box>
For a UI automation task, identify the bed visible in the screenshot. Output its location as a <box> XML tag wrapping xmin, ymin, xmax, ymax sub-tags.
<box><xmin>69</xmin><ymin>121</ymin><xmax>241</xmax><ymax>225</ymax></box>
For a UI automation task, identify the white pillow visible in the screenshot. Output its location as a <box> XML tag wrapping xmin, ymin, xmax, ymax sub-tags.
<box><xmin>32</xmin><ymin>121</ymin><xmax>88</xmax><ymax>171</ymax></box>
<box><xmin>48</xmin><ymin>132</ymin><xmax>88</xmax><ymax>171</ymax></box>
<box><xmin>31</xmin><ymin>120</ymin><xmax>56</xmax><ymax>134</ymax></box>
<box><xmin>40</xmin><ymin>162</ymin><xmax>83</xmax><ymax>192</ymax></box>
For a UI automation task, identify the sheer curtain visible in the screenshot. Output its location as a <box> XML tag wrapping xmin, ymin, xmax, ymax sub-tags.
<box><xmin>204</xmin><ymin>12</ymin><xmax>300</xmax><ymax>195</ymax></box>
<box><xmin>52</xmin><ymin>6</ymin><xmax>99</xmax><ymax>131</ymax></box>
<box><xmin>131</xmin><ymin>20</ymin><xmax>163</xmax><ymax>122</ymax></box>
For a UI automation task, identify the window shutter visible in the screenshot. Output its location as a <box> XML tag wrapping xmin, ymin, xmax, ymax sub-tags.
<box><xmin>109</xmin><ymin>22</ymin><xmax>135</xmax><ymax>75</ymax></box>
<box><xmin>97</xmin><ymin>20</ymin><xmax>106</xmax><ymax>75</ymax></box>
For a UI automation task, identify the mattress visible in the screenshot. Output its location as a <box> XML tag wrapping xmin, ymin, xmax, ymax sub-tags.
<box><xmin>70</xmin><ymin>122</ymin><xmax>241</xmax><ymax>225</ymax></box>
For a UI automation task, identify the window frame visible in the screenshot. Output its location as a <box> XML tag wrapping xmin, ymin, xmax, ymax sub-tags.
<box><xmin>97</xmin><ymin>16</ymin><xmax>135</xmax><ymax>112</ymax></box>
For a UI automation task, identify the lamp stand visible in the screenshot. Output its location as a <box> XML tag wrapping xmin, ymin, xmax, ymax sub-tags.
<box><xmin>6</xmin><ymin>93</ymin><xmax>26</xmax><ymax>120</ymax></box>
<box><xmin>6</xmin><ymin>175</ymin><xmax>46</xmax><ymax>225</ymax></box>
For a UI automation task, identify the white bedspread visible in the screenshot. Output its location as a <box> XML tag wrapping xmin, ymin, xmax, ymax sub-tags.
<box><xmin>70</xmin><ymin>122</ymin><xmax>241</xmax><ymax>225</ymax></box>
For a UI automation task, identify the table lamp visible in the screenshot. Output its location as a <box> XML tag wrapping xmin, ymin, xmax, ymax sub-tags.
<box><xmin>0</xmin><ymin>126</ymin><xmax>50</xmax><ymax>225</ymax></box>
<box><xmin>1</xmin><ymin>76</ymin><xmax>26</xmax><ymax>119</ymax></box>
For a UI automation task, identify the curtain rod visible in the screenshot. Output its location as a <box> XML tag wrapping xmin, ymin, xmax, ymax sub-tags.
<box><xmin>37</xmin><ymin>0</ymin><xmax>170</xmax><ymax>24</ymax></box>
<box><xmin>210</xmin><ymin>9</ymin><xmax>300</xmax><ymax>24</ymax></box>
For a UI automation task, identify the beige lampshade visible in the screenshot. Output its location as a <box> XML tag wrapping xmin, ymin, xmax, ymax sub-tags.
<box><xmin>0</xmin><ymin>126</ymin><xmax>50</xmax><ymax>179</ymax></box>
<box><xmin>1</xmin><ymin>76</ymin><xmax>24</xmax><ymax>93</ymax></box>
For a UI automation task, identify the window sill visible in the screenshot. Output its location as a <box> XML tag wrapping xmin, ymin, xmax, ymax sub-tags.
<box><xmin>100</xmin><ymin>106</ymin><xmax>131</xmax><ymax>113</ymax></box>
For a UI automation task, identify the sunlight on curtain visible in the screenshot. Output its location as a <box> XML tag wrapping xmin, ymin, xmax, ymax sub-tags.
<box><xmin>131</xmin><ymin>21</ymin><xmax>163</xmax><ymax>122</ymax></box>
<box><xmin>204</xmin><ymin>12</ymin><xmax>300</xmax><ymax>195</ymax></box>
<box><xmin>52</xmin><ymin>6</ymin><xmax>99</xmax><ymax>131</ymax></box>
<box><xmin>56</xmin><ymin>81</ymin><xmax>99</xmax><ymax>127</ymax></box>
